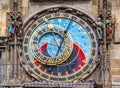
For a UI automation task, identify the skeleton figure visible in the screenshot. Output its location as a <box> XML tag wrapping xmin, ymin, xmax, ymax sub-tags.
<box><xmin>96</xmin><ymin>17</ymin><xmax>104</xmax><ymax>39</ymax></box>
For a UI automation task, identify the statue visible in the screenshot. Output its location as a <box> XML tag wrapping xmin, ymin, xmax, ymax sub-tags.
<box><xmin>8</xmin><ymin>16</ymin><xmax>14</xmax><ymax>40</ymax></box>
<box><xmin>96</xmin><ymin>17</ymin><xmax>104</xmax><ymax>39</ymax></box>
<box><xmin>14</xmin><ymin>16</ymin><xmax>23</xmax><ymax>38</ymax></box>
<box><xmin>106</xmin><ymin>16</ymin><xmax>113</xmax><ymax>39</ymax></box>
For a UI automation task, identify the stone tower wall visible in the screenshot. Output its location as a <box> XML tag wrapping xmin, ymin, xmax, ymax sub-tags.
<box><xmin>0</xmin><ymin>0</ymin><xmax>120</xmax><ymax>88</ymax></box>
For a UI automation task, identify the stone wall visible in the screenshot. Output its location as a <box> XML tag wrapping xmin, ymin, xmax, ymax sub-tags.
<box><xmin>24</xmin><ymin>0</ymin><xmax>97</xmax><ymax>18</ymax></box>
<box><xmin>23</xmin><ymin>0</ymin><xmax>120</xmax><ymax>88</ymax></box>
<box><xmin>1</xmin><ymin>0</ymin><xmax>120</xmax><ymax>87</ymax></box>
<box><xmin>110</xmin><ymin>0</ymin><xmax>120</xmax><ymax>88</ymax></box>
<box><xmin>0</xmin><ymin>0</ymin><xmax>9</xmax><ymax>36</ymax></box>
<box><xmin>112</xmin><ymin>0</ymin><xmax>120</xmax><ymax>43</ymax></box>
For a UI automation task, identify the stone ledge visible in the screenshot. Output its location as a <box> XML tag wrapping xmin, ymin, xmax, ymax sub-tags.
<box><xmin>110</xmin><ymin>59</ymin><xmax>120</xmax><ymax>68</ymax></box>
<box><xmin>112</xmin><ymin>82</ymin><xmax>120</xmax><ymax>88</ymax></box>
<box><xmin>110</xmin><ymin>50</ymin><xmax>120</xmax><ymax>53</ymax></box>
<box><xmin>111</xmin><ymin>75</ymin><xmax>120</xmax><ymax>82</ymax></box>
<box><xmin>110</xmin><ymin>51</ymin><xmax>120</xmax><ymax>59</ymax></box>
<box><xmin>112</xmin><ymin>86</ymin><xmax>120</xmax><ymax>88</ymax></box>
<box><xmin>111</xmin><ymin>44</ymin><xmax>120</xmax><ymax>50</ymax></box>
<box><xmin>111</xmin><ymin>68</ymin><xmax>120</xmax><ymax>75</ymax></box>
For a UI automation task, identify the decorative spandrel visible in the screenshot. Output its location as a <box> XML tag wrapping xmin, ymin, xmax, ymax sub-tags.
<box><xmin>23</xmin><ymin>9</ymin><xmax>98</xmax><ymax>82</ymax></box>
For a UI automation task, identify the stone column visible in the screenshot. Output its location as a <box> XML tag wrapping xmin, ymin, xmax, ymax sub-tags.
<box><xmin>22</xmin><ymin>0</ymin><xmax>29</xmax><ymax>15</ymax></box>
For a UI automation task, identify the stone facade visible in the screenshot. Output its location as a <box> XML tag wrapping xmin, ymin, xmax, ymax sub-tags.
<box><xmin>0</xmin><ymin>0</ymin><xmax>120</xmax><ymax>88</ymax></box>
<box><xmin>110</xmin><ymin>1</ymin><xmax>120</xmax><ymax>88</ymax></box>
<box><xmin>0</xmin><ymin>0</ymin><xmax>9</xmax><ymax>36</ymax></box>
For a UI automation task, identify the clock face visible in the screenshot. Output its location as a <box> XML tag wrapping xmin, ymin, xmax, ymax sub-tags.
<box><xmin>23</xmin><ymin>8</ymin><xmax>97</xmax><ymax>82</ymax></box>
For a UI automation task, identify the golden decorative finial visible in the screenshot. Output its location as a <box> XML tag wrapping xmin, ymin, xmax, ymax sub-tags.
<box><xmin>48</xmin><ymin>24</ymin><xmax>53</xmax><ymax>30</ymax></box>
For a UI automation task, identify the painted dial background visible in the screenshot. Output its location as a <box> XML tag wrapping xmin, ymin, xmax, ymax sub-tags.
<box><xmin>45</xmin><ymin>18</ymin><xmax>91</xmax><ymax>60</ymax></box>
<box><xmin>23</xmin><ymin>13</ymin><xmax>97</xmax><ymax>81</ymax></box>
<box><xmin>38</xmin><ymin>32</ymin><xmax>65</xmax><ymax>58</ymax></box>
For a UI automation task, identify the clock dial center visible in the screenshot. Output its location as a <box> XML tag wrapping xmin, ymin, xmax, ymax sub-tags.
<box><xmin>31</xmin><ymin>25</ymin><xmax>73</xmax><ymax>65</ymax></box>
<box><xmin>23</xmin><ymin>11</ymin><xmax>98</xmax><ymax>81</ymax></box>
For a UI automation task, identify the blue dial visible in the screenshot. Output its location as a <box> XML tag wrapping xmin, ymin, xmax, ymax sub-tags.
<box><xmin>39</xmin><ymin>32</ymin><xmax>65</xmax><ymax>58</ymax></box>
<box><xmin>46</xmin><ymin>18</ymin><xmax>91</xmax><ymax>60</ymax></box>
<box><xmin>23</xmin><ymin>12</ymin><xmax>97</xmax><ymax>82</ymax></box>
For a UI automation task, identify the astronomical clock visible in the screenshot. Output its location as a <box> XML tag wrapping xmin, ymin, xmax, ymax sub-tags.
<box><xmin>23</xmin><ymin>6</ymin><xmax>98</xmax><ymax>82</ymax></box>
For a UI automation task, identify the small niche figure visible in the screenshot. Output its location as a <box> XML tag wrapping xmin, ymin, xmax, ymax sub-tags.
<box><xmin>106</xmin><ymin>16</ymin><xmax>113</xmax><ymax>39</ymax></box>
<box><xmin>96</xmin><ymin>17</ymin><xmax>104</xmax><ymax>39</ymax></box>
<box><xmin>14</xmin><ymin>16</ymin><xmax>23</xmax><ymax>38</ymax></box>
<box><xmin>8</xmin><ymin>17</ymin><xmax>14</xmax><ymax>40</ymax></box>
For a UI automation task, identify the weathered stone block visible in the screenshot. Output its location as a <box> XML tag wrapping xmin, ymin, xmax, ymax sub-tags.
<box><xmin>111</xmin><ymin>68</ymin><xmax>120</xmax><ymax>75</ymax></box>
<box><xmin>111</xmin><ymin>59</ymin><xmax>120</xmax><ymax>68</ymax></box>
<box><xmin>112</xmin><ymin>75</ymin><xmax>120</xmax><ymax>82</ymax></box>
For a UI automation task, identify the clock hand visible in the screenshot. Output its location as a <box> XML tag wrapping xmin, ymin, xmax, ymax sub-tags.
<box><xmin>52</xmin><ymin>30</ymin><xmax>60</xmax><ymax>47</ymax></box>
<box><xmin>55</xmin><ymin>39</ymin><xmax>64</xmax><ymax>56</ymax></box>
<box><xmin>66</xmin><ymin>20</ymin><xmax>71</xmax><ymax>31</ymax></box>
<box><xmin>44</xmin><ymin>19</ymin><xmax>61</xmax><ymax>58</ymax></box>
<box><xmin>45</xmin><ymin>19</ymin><xmax>60</xmax><ymax>51</ymax></box>
<box><xmin>45</xmin><ymin>19</ymin><xmax>65</xmax><ymax>57</ymax></box>
<box><xmin>55</xmin><ymin>29</ymin><xmax>68</xmax><ymax>56</ymax></box>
